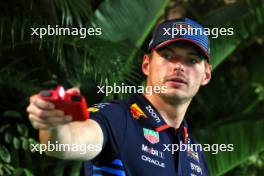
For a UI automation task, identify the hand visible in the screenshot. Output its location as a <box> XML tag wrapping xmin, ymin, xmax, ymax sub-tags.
<box><xmin>26</xmin><ymin>87</ymin><xmax>80</xmax><ymax>130</ymax></box>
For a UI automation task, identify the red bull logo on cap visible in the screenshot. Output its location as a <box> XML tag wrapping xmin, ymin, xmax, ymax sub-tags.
<box><xmin>172</xmin><ymin>22</ymin><xmax>193</xmax><ymax>30</ymax></box>
<box><xmin>130</xmin><ymin>103</ymin><xmax>147</xmax><ymax>119</ymax></box>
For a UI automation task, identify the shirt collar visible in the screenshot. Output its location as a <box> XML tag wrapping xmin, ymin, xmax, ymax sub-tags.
<box><xmin>130</xmin><ymin>93</ymin><xmax>188</xmax><ymax>139</ymax></box>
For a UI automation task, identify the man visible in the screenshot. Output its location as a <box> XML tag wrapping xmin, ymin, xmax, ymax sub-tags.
<box><xmin>27</xmin><ymin>18</ymin><xmax>212</xmax><ymax>176</ymax></box>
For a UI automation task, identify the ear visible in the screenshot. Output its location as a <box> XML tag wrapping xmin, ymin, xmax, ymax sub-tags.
<box><xmin>201</xmin><ymin>63</ymin><xmax>212</xmax><ymax>86</ymax></box>
<box><xmin>142</xmin><ymin>54</ymin><xmax>150</xmax><ymax>76</ymax></box>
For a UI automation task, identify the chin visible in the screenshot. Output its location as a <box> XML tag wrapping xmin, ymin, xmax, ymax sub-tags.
<box><xmin>165</xmin><ymin>87</ymin><xmax>185</xmax><ymax>96</ymax></box>
<box><xmin>159</xmin><ymin>90</ymin><xmax>187</xmax><ymax>101</ymax></box>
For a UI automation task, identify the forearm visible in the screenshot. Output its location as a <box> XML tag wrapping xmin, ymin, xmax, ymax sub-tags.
<box><xmin>38</xmin><ymin>120</ymin><xmax>103</xmax><ymax>160</ymax></box>
<box><xmin>39</xmin><ymin>124</ymin><xmax>73</xmax><ymax>159</ymax></box>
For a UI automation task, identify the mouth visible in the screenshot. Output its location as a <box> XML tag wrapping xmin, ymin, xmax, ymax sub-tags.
<box><xmin>165</xmin><ymin>77</ymin><xmax>188</xmax><ymax>87</ymax></box>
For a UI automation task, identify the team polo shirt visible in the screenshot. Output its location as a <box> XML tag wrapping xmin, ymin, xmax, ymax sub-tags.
<box><xmin>84</xmin><ymin>93</ymin><xmax>210</xmax><ymax>176</ymax></box>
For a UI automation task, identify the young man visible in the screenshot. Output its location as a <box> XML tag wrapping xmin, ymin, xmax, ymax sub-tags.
<box><xmin>27</xmin><ymin>18</ymin><xmax>212</xmax><ymax>176</ymax></box>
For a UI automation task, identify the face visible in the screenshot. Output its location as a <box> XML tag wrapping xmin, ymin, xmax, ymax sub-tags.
<box><xmin>142</xmin><ymin>42</ymin><xmax>212</xmax><ymax>104</ymax></box>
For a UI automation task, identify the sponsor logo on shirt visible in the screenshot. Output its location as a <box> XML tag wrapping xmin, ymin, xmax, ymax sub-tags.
<box><xmin>190</xmin><ymin>162</ymin><xmax>203</xmax><ymax>175</ymax></box>
<box><xmin>185</xmin><ymin>138</ymin><xmax>200</xmax><ymax>162</ymax></box>
<box><xmin>130</xmin><ymin>103</ymin><xmax>147</xmax><ymax>119</ymax></box>
<box><xmin>88</xmin><ymin>103</ymin><xmax>111</xmax><ymax>112</ymax></box>
<box><xmin>143</xmin><ymin>128</ymin><xmax>159</xmax><ymax>144</ymax></box>
<box><xmin>145</xmin><ymin>105</ymin><xmax>161</xmax><ymax>123</ymax></box>
<box><xmin>88</xmin><ymin>107</ymin><xmax>99</xmax><ymax>112</ymax></box>
<box><xmin>93</xmin><ymin>103</ymin><xmax>110</xmax><ymax>109</ymax></box>
<box><xmin>187</xmin><ymin>148</ymin><xmax>200</xmax><ymax>163</ymax></box>
<box><xmin>141</xmin><ymin>155</ymin><xmax>165</xmax><ymax>168</ymax></box>
<box><xmin>141</xmin><ymin>144</ymin><xmax>164</xmax><ymax>159</ymax></box>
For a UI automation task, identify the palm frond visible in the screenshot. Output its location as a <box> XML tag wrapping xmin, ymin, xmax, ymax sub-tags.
<box><xmin>204</xmin><ymin>0</ymin><xmax>264</xmax><ymax>69</ymax></box>
<box><xmin>195</xmin><ymin>117</ymin><xmax>264</xmax><ymax>176</ymax></box>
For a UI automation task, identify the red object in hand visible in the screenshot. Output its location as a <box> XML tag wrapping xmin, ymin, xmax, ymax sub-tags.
<box><xmin>39</xmin><ymin>86</ymin><xmax>89</xmax><ymax>121</ymax></box>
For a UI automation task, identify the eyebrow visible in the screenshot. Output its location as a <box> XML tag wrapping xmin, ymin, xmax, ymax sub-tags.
<box><xmin>187</xmin><ymin>51</ymin><xmax>201</xmax><ymax>57</ymax></box>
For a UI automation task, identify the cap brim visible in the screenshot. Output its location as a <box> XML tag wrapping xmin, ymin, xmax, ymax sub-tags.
<box><xmin>153</xmin><ymin>38</ymin><xmax>210</xmax><ymax>61</ymax></box>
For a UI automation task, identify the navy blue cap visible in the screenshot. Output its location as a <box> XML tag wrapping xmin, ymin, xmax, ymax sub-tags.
<box><xmin>148</xmin><ymin>18</ymin><xmax>210</xmax><ymax>61</ymax></box>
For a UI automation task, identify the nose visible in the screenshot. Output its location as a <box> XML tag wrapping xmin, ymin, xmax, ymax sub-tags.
<box><xmin>172</xmin><ymin>57</ymin><xmax>185</xmax><ymax>72</ymax></box>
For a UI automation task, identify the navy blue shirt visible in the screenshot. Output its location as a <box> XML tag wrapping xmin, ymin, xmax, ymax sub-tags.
<box><xmin>84</xmin><ymin>94</ymin><xmax>210</xmax><ymax>176</ymax></box>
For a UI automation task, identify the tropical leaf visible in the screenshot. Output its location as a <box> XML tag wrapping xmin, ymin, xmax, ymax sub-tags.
<box><xmin>0</xmin><ymin>0</ymin><xmax>171</xmax><ymax>100</ymax></box>
<box><xmin>55</xmin><ymin>0</ymin><xmax>93</xmax><ymax>27</ymax></box>
<box><xmin>204</xmin><ymin>0</ymin><xmax>264</xmax><ymax>69</ymax></box>
<box><xmin>0</xmin><ymin>145</ymin><xmax>11</xmax><ymax>163</ymax></box>
<box><xmin>195</xmin><ymin>117</ymin><xmax>264</xmax><ymax>176</ymax></box>
<box><xmin>91</xmin><ymin>0</ymin><xmax>170</xmax><ymax>96</ymax></box>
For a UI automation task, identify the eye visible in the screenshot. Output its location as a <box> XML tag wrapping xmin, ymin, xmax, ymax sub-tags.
<box><xmin>187</xmin><ymin>57</ymin><xmax>200</xmax><ymax>65</ymax></box>
<box><xmin>162</xmin><ymin>53</ymin><xmax>175</xmax><ymax>60</ymax></box>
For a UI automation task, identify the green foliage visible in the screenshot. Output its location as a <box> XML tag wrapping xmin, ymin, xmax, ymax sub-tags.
<box><xmin>0</xmin><ymin>0</ymin><xmax>170</xmax><ymax>175</ymax></box>
<box><xmin>0</xmin><ymin>0</ymin><xmax>264</xmax><ymax>175</ymax></box>
<box><xmin>205</xmin><ymin>0</ymin><xmax>264</xmax><ymax>68</ymax></box>
<box><xmin>195</xmin><ymin>119</ymin><xmax>264</xmax><ymax>176</ymax></box>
